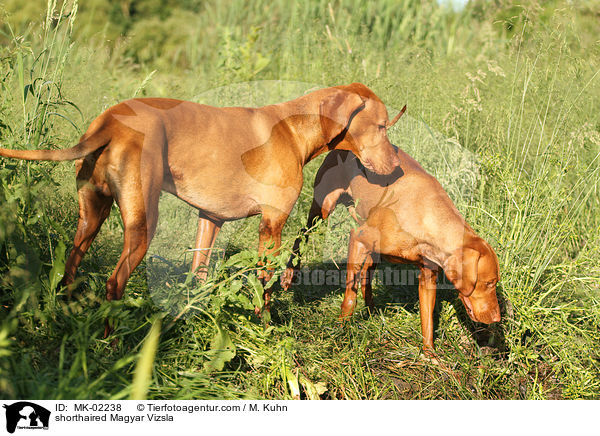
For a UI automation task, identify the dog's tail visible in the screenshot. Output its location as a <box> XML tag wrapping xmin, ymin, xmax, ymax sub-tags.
<box><xmin>0</xmin><ymin>122</ymin><xmax>110</xmax><ymax>162</ymax></box>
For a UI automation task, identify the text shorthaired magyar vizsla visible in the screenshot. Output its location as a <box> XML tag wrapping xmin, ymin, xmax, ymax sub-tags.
<box><xmin>281</xmin><ymin>148</ymin><xmax>501</xmax><ymax>355</ymax></box>
<box><xmin>0</xmin><ymin>83</ymin><xmax>403</xmax><ymax>336</ymax></box>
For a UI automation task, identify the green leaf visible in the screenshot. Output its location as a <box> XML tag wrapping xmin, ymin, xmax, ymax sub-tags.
<box><xmin>17</xmin><ymin>52</ymin><xmax>25</xmax><ymax>106</ymax></box>
<box><xmin>7</xmin><ymin>235</ymin><xmax>42</xmax><ymax>308</ymax></box>
<box><xmin>261</xmin><ymin>309</ymin><xmax>271</xmax><ymax>327</ymax></box>
<box><xmin>130</xmin><ymin>319</ymin><xmax>161</xmax><ymax>400</ymax></box>
<box><xmin>226</xmin><ymin>279</ymin><xmax>243</xmax><ymax>296</ymax></box>
<box><xmin>253</xmin><ymin>55</ymin><xmax>270</xmax><ymax>76</ymax></box>
<box><xmin>223</xmin><ymin>250</ymin><xmax>258</xmax><ymax>268</ymax></box>
<box><xmin>247</xmin><ymin>274</ymin><xmax>264</xmax><ymax>309</ymax></box>
<box><xmin>299</xmin><ymin>374</ymin><xmax>327</xmax><ymax>400</ymax></box>
<box><xmin>49</xmin><ymin>240</ymin><xmax>66</xmax><ymax>291</ymax></box>
<box><xmin>285</xmin><ymin>368</ymin><xmax>300</xmax><ymax>400</ymax></box>
<box><xmin>204</xmin><ymin>324</ymin><xmax>236</xmax><ymax>372</ymax></box>
<box><xmin>236</xmin><ymin>293</ymin><xmax>254</xmax><ymax>311</ymax></box>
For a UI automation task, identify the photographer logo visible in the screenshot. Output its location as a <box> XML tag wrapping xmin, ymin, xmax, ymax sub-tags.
<box><xmin>2</xmin><ymin>402</ymin><xmax>50</xmax><ymax>434</ymax></box>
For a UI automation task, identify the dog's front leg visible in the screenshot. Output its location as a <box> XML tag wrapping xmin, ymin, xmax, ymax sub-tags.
<box><xmin>341</xmin><ymin>228</ymin><xmax>371</xmax><ymax>319</ymax></box>
<box><xmin>281</xmin><ymin>197</ymin><xmax>324</xmax><ymax>291</ymax></box>
<box><xmin>360</xmin><ymin>255</ymin><xmax>377</xmax><ymax>313</ymax></box>
<box><xmin>418</xmin><ymin>266</ymin><xmax>438</xmax><ymax>355</ymax></box>
<box><xmin>256</xmin><ymin>209</ymin><xmax>288</xmax><ymax>315</ymax></box>
<box><xmin>191</xmin><ymin>217</ymin><xmax>223</xmax><ymax>280</ymax></box>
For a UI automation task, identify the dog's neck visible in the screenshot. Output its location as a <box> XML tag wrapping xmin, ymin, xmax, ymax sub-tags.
<box><xmin>417</xmin><ymin>225</ymin><xmax>480</xmax><ymax>271</ymax></box>
<box><xmin>273</xmin><ymin>96</ymin><xmax>338</xmax><ymax>166</ymax></box>
<box><xmin>285</xmin><ymin>114</ymin><xmax>330</xmax><ymax>165</ymax></box>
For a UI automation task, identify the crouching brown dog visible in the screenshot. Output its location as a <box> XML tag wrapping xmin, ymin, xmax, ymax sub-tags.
<box><xmin>0</xmin><ymin>83</ymin><xmax>403</xmax><ymax>336</ymax></box>
<box><xmin>282</xmin><ymin>148</ymin><xmax>501</xmax><ymax>355</ymax></box>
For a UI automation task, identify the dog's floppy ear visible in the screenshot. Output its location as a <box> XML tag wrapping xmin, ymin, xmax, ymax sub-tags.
<box><xmin>320</xmin><ymin>90</ymin><xmax>366</xmax><ymax>144</ymax></box>
<box><xmin>444</xmin><ymin>248</ymin><xmax>480</xmax><ymax>296</ymax></box>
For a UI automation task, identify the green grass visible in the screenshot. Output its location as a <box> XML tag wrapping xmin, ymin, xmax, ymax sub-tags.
<box><xmin>0</xmin><ymin>0</ymin><xmax>599</xmax><ymax>399</ymax></box>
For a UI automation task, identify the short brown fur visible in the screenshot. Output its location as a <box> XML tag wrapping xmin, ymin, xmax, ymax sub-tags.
<box><xmin>282</xmin><ymin>148</ymin><xmax>501</xmax><ymax>354</ymax></box>
<box><xmin>0</xmin><ymin>84</ymin><xmax>401</xmax><ymax>335</ymax></box>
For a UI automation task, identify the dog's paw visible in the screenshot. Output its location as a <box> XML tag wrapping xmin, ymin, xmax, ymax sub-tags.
<box><xmin>280</xmin><ymin>267</ymin><xmax>295</xmax><ymax>290</ymax></box>
<box><xmin>420</xmin><ymin>348</ymin><xmax>440</xmax><ymax>366</ymax></box>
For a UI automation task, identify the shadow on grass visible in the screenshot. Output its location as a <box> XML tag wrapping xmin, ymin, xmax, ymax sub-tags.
<box><xmin>279</xmin><ymin>259</ymin><xmax>508</xmax><ymax>355</ymax></box>
<box><xmin>75</xmin><ymin>238</ymin><xmax>509</xmax><ymax>359</ymax></box>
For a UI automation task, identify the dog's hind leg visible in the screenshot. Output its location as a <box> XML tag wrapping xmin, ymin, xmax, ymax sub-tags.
<box><xmin>61</xmin><ymin>187</ymin><xmax>113</xmax><ymax>295</ymax></box>
<box><xmin>103</xmin><ymin>142</ymin><xmax>163</xmax><ymax>338</ymax></box>
<box><xmin>103</xmin><ymin>189</ymin><xmax>160</xmax><ymax>338</ymax></box>
<box><xmin>61</xmin><ymin>154</ymin><xmax>114</xmax><ymax>295</ymax></box>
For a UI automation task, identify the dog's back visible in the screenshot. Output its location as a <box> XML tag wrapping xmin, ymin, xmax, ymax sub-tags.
<box><xmin>316</xmin><ymin>149</ymin><xmax>471</xmax><ymax>245</ymax></box>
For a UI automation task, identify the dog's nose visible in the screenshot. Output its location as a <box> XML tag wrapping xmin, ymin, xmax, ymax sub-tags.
<box><xmin>479</xmin><ymin>310</ymin><xmax>501</xmax><ymax>324</ymax></box>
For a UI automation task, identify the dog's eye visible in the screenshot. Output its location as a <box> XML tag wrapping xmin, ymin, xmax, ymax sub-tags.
<box><xmin>378</xmin><ymin>124</ymin><xmax>387</xmax><ymax>130</ymax></box>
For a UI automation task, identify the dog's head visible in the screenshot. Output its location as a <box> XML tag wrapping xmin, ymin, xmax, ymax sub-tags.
<box><xmin>444</xmin><ymin>238</ymin><xmax>501</xmax><ymax>324</ymax></box>
<box><xmin>320</xmin><ymin>83</ymin><xmax>404</xmax><ymax>175</ymax></box>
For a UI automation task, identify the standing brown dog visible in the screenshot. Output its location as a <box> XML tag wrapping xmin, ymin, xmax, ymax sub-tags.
<box><xmin>0</xmin><ymin>83</ymin><xmax>402</xmax><ymax>334</ymax></box>
<box><xmin>281</xmin><ymin>148</ymin><xmax>501</xmax><ymax>354</ymax></box>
